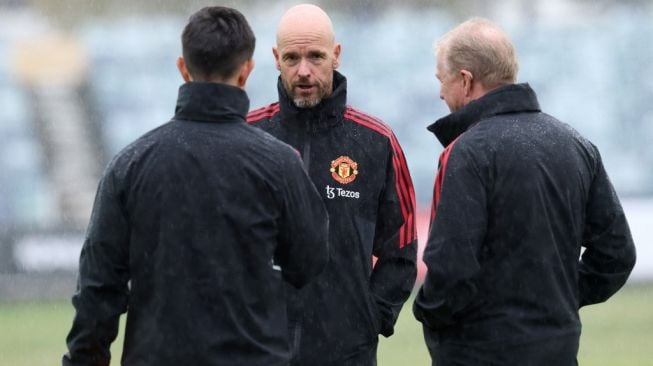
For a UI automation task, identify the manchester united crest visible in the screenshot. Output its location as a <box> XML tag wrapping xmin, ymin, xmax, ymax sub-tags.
<box><xmin>330</xmin><ymin>156</ymin><xmax>358</xmax><ymax>184</ymax></box>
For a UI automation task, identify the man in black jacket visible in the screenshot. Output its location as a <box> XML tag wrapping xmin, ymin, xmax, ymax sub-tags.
<box><xmin>413</xmin><ymin>17</ymin><xmax>636</xmax><ymax>365</ymax></box>
<box><xmin>248</xmin><ymin>4</ymin><xmax>417</xmax><ymax>365</ymax></box>
<box><xmin>63</xmin><ymin>7</ymin><xmax>329</xmax><ymax>366</ymax></box>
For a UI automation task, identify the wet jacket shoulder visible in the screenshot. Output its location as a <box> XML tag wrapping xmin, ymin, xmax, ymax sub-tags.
<box><xmin>414</xmin><ymin>83</ymin><xmax>635</xmax><ymax>345</ymax></box>
<box><xmin>63</xmin><ymin>82</ymin><xmax>328</xmax><ymax>366</ymax></box>
<box><xmin>248</xmin><ymin>72</ymin><xmax>417</xmax><ymax>363</ymax></box>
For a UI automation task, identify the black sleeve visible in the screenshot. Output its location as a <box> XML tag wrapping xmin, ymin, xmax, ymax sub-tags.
<box><xmin>274</xmin><ymin>151</ymin><xmax>329</xmax><ymax>289</ymax></box>
<box><xmin>370</xmin><ymin>137</ymin><xmax>418</xmax><ymax>337</ymax></box>
<box><xmin>413</xmin><ymin>141</ymin><xmax>487</xmax><ymax>330</ymax></box>
<box><xmin>63</xmin><ymin>169</ymin><xmax>130</xmax><ymax>366</ymax></box>
<box><xmin>579</xmin><ymin>152</ymin><xmax>636</xmax><ymax>307</ymax></box>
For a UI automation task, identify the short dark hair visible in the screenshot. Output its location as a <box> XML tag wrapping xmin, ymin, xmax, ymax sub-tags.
<box><xmin>181</xmin><ymin>6</ymin><xmax>256</xmax><ymax>81</ymax></box>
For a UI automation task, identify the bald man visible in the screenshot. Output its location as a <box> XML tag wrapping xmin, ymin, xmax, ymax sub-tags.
<box><xmin>414</xmin><ymin>18</ymin><xmax>635</xmax><ymax>365</ymax></box>
<box><xmin>248</xmin><ymin>4</ymin><xmax>417</xmax><ymax>366</ymax></box>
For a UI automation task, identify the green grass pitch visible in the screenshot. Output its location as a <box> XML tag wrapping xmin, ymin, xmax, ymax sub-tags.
<box><xmin>1</xmin><ymin>284</ymin><xmax>651</xmax><ymax>365</ymax></box>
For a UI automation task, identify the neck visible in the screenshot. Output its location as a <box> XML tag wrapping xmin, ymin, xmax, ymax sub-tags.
<box><xmin>475</xmin><ymin>82</ymin><xmax>511</xmax><ymax>100</ymax></box>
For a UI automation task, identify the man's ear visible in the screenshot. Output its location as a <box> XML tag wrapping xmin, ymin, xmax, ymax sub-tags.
<box><xmin>237</xmin><ymin>58</ymin><xmax>255</xmax><ymax>88</ymax></box>
<box><xmin>272</xmin><ymin>47</ymin><xmax>281</xmax><ymax>71</ymax></box>
<box><xmin>333</xmin><ymin>43</ymin><xmax>341</xmax><ymax>69</ymax></box>
<box><xmin>176</xmin><ymin>56</ymin><xmax>192</xmax><ymax>82</ymax></box>
<box><xmin>460</xmin><ymin>69</ymin><xmax>474</xmax><ymax>96</ymax></box>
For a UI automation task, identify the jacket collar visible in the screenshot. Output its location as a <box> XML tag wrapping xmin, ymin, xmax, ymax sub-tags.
<box><xmin>276</xmin><ymin>71</ymin><xmax>347</xmax><ymax>132</ymax></box>
<box><xmin>427</xmin><ymin>83</ymin><xmax>541</xmax><ymax>147</ymax></box>
<box><xmin>174</xmin><ymin>82</ymin><xmax>249</xmax><ymax>123</ymax></box>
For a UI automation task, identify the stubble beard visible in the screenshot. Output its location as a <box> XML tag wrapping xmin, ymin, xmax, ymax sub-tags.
<box><xmin>284</xmin><ymin>78</ymin><xmax>332</xmax><ymax>109</ymax></box>
<box><xmin>293</xmin><ymin>97</ymin><xmax>321</xmax><ymax>108</ymax></box>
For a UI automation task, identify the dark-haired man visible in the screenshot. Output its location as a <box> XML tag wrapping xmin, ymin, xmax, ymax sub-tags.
<box><xmin>63</xmin><ymin>6</ymin><xmax>328</xmax><ymax>366</ymax></box>
<box><xmin>248</xmin><ymin>4</ymin><xmax>417</xmax><ymax>365</ymax></box>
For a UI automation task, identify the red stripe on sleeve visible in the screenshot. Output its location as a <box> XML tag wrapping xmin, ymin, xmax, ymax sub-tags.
<box><xmin>344</xmin><ymin>107</ymin><xmax>417</xmax><ymax>247</ymax></box>
<box><xmin>430</xmin><ymin>137</ymin><xmax>461</xmax><ymax>225</ymax></box>
<box><xmin>247</xmin><ymin>103</ymin><xmax>280</xmax><ymax>123</ymax></box>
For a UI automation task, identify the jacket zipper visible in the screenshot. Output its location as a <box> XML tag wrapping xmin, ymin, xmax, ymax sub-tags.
<box><xmin>302</xmin><ymin>118</ymin><xmax>312</xmax><ymax>172</ymax></box>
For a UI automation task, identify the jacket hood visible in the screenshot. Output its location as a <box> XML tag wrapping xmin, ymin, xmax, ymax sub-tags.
<box><xmin>276</xmin><ymin>71</ymin><xmax>348</xmax><ymax>132</ymax></box>
<box><xmin>174</xmin><ymin>82</ymin><xmax>250</xmax><ymax>123</ymax></box>
<box><xmin>427</xmin><ymin>83</ymin><xmax>541</xmax><ymax>147</ymax></box>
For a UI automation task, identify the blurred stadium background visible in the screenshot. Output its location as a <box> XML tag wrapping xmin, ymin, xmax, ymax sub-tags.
<box><xmin>0</xmin><ymin>0</ymin><xmax>652</xmax><ymax>364</ymax></box>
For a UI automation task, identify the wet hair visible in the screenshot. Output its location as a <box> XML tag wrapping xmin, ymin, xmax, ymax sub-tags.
<box><xmin>436</xmin><ymin>17</ymin><xmax>518</xmax><ymax>88</ymax></box>
<box><xmin>181</xmin><ymin>6</ymin><xmax>256</xmax><ymax>81</ymax></box>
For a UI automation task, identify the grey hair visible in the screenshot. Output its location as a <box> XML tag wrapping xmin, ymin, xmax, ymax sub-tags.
<box><xmin>435</xmin><ymin>17</ymin><xmax>518</xmax><ymax>88</ymax></box>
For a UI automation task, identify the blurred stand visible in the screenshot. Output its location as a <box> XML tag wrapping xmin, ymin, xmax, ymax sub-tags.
<box><xmin>0</xmin><ymin>0</ymin><xmax>651</xmax><ymax>299</ymax></box>
<box><xmin>11</xmin><ymin>36</ymin><xmax>106</xmax><ymax>229</ymax></box>
<box><xmin>1</xmin><ymin>8</ymin><xmax>104</xmax><ymax>298</ymax></box>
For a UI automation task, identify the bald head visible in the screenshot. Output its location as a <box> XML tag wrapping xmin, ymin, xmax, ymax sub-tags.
<box><xmin>436</xmin><ymin>17</ymin><xmax>518</xmax><ymax>89</ymax></box>
<box><xmin>276</xmin><ymin>4</ymin><xmax>335</xmax><ymax>47</ymax></box>
<box><xmin>273</xmin><ymin>4</ymin><xmax>341</xmax><ymax>108</ymax></box>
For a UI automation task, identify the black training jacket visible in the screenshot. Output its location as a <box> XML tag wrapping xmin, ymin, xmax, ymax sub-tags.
<box><xmin>63</xmin><ymin>82</ymin><xmax>329</xmax><ymax>366</ymax></box>
<box><xmin>414</xmin><ymin>84</ymin><xmax>636</xmax><ymax>356</ymax></box>
<box><xmin>248</xmin><ymin>72</ymin><xmax>417</xmax><ymax>364</ymax></box>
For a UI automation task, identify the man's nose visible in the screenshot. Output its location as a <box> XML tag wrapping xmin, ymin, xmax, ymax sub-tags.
<box><xmin>297</xmin><ymin>59</ymin><xmax>311</xmax><ymax>77</ymax></box>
